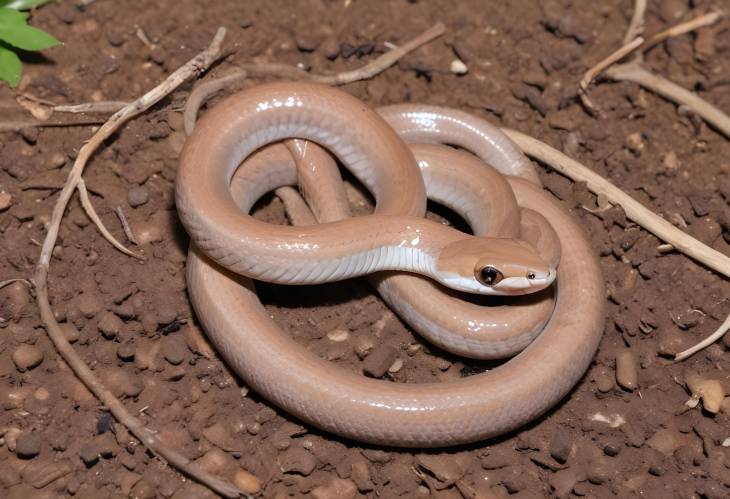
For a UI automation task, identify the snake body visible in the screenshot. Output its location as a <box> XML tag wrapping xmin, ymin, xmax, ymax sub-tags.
<box><xmin>177</xmin><ymin>82</ymin><xmax>605</xmax><ymax>446</ymax></box>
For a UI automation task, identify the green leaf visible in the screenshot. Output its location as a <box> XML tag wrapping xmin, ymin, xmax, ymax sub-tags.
<box><xmin>0</xmin><ymin>42</ymin><xmax>22</xmax><ymax>86</ymax></box>
<box><xmin>0</xmin><ymin>6</ymin><xmax>27</xmax><ymax>21</ymax></box>
<box><xmin>0</xmin><ymin>7</ymin><xmax>60</xmax><ymax>50</ymax></box>
<box><xmin>0</xmin><ymin>0</ymin><xmax>55</xmax><ymax>10</ymax></box>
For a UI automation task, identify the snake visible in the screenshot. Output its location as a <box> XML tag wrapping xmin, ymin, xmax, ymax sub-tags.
<box><xmin>177</xmin><ymin>82</ymin><xmax>606</xmax><ymax>446</ymax></box>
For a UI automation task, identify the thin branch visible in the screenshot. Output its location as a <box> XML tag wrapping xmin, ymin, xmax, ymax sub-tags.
<box><xmin>53</xmin><ymin>101</ymin><xmax>129</xmax><ymax>114</ymax></box>
<box><xmin>605</xmin><ymin>61</ymin><xmax>730</xmax><ymax>138</ymax></box>
<box><xmin>643</xmin><ymin>11</ymin><xmax>722</xmax><ymax>53</ymax></box>
<box><xmin>0</xmin><ymin>278</ymin><xmax>31</xmax><ymax>290</ymax></box>
<box><xmin>0</xmin><ymin>118</ymin><xmax>106</xmax><ymax>132</ymax></box>
<box><xmin>579</xmin><ymin>37</ymin><xmax>644</xmax><ymax>114</ymax></box>
<box><xmin>623</xmin><ymin>0</ymin><xmax>647</xmax><ymax>46</ymax></box>
<box><xmin>503</xmin><ymin>129</ymin><xmax>730</xmax><ymax>279</ymax></box>
<box><xmin>183</xmin><ymin>23</ymin><xmax>446</xmax><ymax>134</ymax></box>
<box><xmin>32</xmin><ymin>27</ymin><xmax>248</xmax><ymax>499</ymax></box>
<box><xmin>78</xmin><ymin>180</ymin><xmax>142</xmax><ymax>259</ymax></box>
<box><xmin>581</xmin><ymin>6</ymin><xmax>728</xmax><ymax>137</ymax></box>
<box><xmin>114</xmin><ymin>206</ymin><xmax>139</xmax><ymax>245</ymax></box>
<box><xmin>580</xmin><ymin>37</ymin><xmax>644</xmax><ymax>93</ymax></box>
<box><xmin>309</xmin><ymin>22</ymin><xmax>445</xmax><ymax>85</ymax></box>
<box><xmin>674</xmin><ymin>313</ymin><xmax>730</xmax><ymax>361</ymax></box>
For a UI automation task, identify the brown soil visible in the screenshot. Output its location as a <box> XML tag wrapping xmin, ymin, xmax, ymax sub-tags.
<box><xmin>1</xmin><ymin>0</ymin><xmax>730</xmax><ymax>498</ymax></box>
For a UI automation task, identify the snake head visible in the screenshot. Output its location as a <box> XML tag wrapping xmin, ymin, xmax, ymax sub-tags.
<box><xmin>435</xmin><ymin>237</ymin><xmax>556</xmax><ymax>296</ymax></box>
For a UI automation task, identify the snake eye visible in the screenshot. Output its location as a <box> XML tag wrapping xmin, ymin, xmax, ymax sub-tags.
<box><xmin>527</xmin><ymin>271</ymin><xmax>536</xmax><ymax>280</ymax></box>
<box><xmin>476</xmin><ymin>266</ymin><xmax>503</xmax><ymax>286</ymax></box>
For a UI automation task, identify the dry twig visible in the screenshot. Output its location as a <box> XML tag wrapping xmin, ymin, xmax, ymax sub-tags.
<box><xmin>183</xmin><ymin>22</ymin><xmax>445</xmax><ymax>134</ymax></box>
<box><xmin>675</xmin><ymin>313</ymin><xmax>730</xmax><ymax>361</ymax></box>
<box><xmin>581</xmin><ymin>5</ymin><xmax>727</xmax><ymax>136</ymax></box>
<box><xmin>605</xmin><ymin>61</ymin><xmax>730</xmax><ymax>137</ymax></box>
<box><xmin>503</xmin><ymin>127</ymin><xmax>730</xmax><ymax>369</ymax></box>
<box><xmin>0</xmin><ymin>118</ymin><xmax>106</xmax><ymax>132</ymax></box>
<box><xmin>32</xmin><ymin>27</ymin><xmax>247</xmax><ymax>499</ymax></box>
<box><xmin>114</xmin><ymin>206</ymin><xmax>139</xmax><ymax>245</ymax></box>
<box><xmin>77</xmin><ymin>179</ymin><xmax>142</xmax><ymax>259</ymax></box>
<box><xmin>579</xmin><ymin>37</ymin><xmax>644</xmax><ymax>114</ymax></box>
<box><xmin>623</xmin><ymin>0</ymin><xmax>647</xmax><ymax>45</ymax></box>
<box><xmin>643</xmin><ymin>11</ymin><xmax>722</xmax><ymax>53</ymax></box>
<box><xmin>53</xmin><ymin>101</ymin><xmax>129</xmax><ymax>114</ymax></box>
<box><xmin>0</xmin><ymin>278</ymin><xmax>32</xmax><ymax>290</ymax></box>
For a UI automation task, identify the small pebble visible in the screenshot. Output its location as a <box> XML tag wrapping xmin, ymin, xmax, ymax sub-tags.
<box><xmin>232</xmin><ymin>469</ymin><xmax>261</xmax><ymax>495</ymax></box>
<box><xmin>127</xmin><ymin>185</ymin><xmax>149</xmax><ymax>207</ymax></box>
<box><xmin>615</xmin><ymin>348</ymin><xmax>638</xmax><ymax>391</ymax></box>
<box><xmin>595</xmin><ymin>370</ymin><xmax>615</xmax><ymax>393</ymax></box>
<box><xmin>625</xmin><ymin>132</ymin><xmax>645</xmax><ymax>156</ymax></box>
<box><xmin>279</xmin><ymin>447</ymin><xmax>317</xmax><ymax>476</ymax></box>
<box><xmin>320</xmin><ymin>37</ymin><xmax>340</xmax><ymax>60</ymax></box>
<box><xmin>98</xmin><ymin>311</ymin><xmax>123</xmax><ymax>339</ymax></box>
<box><xmin>295</xmin><ymin>34</ymin><xmax>320</xmax><ymax>52</ymax></box>
<box><xmin>48</xmin><ymin>152</ymin><xmax>65</xmax><ymax>169</ymax></box>
<box><xmin>77</xmin><ymin>292</ymin><xmax>101</xmax><ymax>318</ymax></box>
<box><xmin>603</xmin><ymin>444</ymin><xmax>621</xmax><ymax>457</ymax></box>
<box><xmin>354</xmin><ymin>336</ymin><xmax>375</xmax><ymax>359</ymax></box>
<box><xmin>647</xmin><ymin>429</ymin><xmax>683</xmax><ymax>456</ymax></box>
<box><xmin>388</xmin><ymin>358</ymin><xmax>404</xmax><ymax>373</ymax></box>
<box><xmin>0</xmin><ymin>191</ymin><xmax>12</xmax><ymax>211</ymax></box>
<box><xmin>685</xmin><ymin>373</ymin><xmax>724</xmax><ymax>414</ymax></box>
<box><xmin>549</xmin><ymin>428</ymin><xmax>573</xmax><ymax>463</ymax></box>
<box><xmin>79</xmin><ymin>442</ymin><xmax>100</xmax><ymax>467</ymax></box>
<box><xmin>162</xmin><ymin>335</ymin><xmax>187</xmax><ymax>365</ymax></box>
<box><xmin>363</xmin><ymin>344</ymin><xmax>398</xmax><ymax>378</ymax></box>
<box><xmin>327</xmin><ymin>329</ymin><xmax>349</xmax><ymax>342</ymax></box>
<box><xmin>350</xmin><ymin>459</ymin><xmax>374</xmax><ymax>492</ymax></box>
<box><xmin>163</xmin><ymin>365</ymin><xmax>186</xmax><ymax>381</ymax></box>
<box><xmin>156</xmin><ymin>302</ymin><xmax>178</xmax><ymax>325</ymax></box>
<box><xmin>106</xmin><ymin>29</ymin><xmax>125</xmax><ymax>46</ymax></box>
<box><xmin>12</xmin><ymin>344</ymin><xmax>44</xmax><ymax>372</ymax></box>
<box><xmin>135</xmin><ymin>222</ymin><xmax>163</xmax><ymax>245</ymax></box>
<box><xmin>15</xmin><ymin>432</ymin><xmax>42</xmax><ymax>458</ymax></box>
<box><xmin>102</xmin><ymin>367</ymin><xmax>143</xmax><ymax>398</ymax></box>
<box><xmin>311</xmin><ymin>477</ymin><xmax>358</xmax><ymax>499</ymax></box>
<box><xmin>117</xmin><ymin>342</ymin><xmax>136</xmax><ymax>361</ymax></box>
<box><xmin>450</xmin><ymin>59</ymin><xmax>468</xmax><ymax>75</ymax></box>
<box><xmin>34</xmin><ymin>387</ymin><xmax>50</xmax><ymax>402</ymax></box>
<box><xmin>60</xmin><ymin>323</ymin><xmax>80</xmax><ymax>343</ymax></box>
<box><xmin>195</xmin><ymin>449</ymin><xmax>235</xmax><ymax>474</ymax></box>
<box><xmin>5</xmin><ymin>281</ymin><xmax>29</xmax><ymax>318</ymax></box>
<box><xmin>361</xmin><ymin>449</ymin><xmax>391</xmax><ymax>464</ymax></box>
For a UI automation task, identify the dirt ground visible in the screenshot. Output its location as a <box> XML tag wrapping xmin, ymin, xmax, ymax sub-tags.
<box><xmin>1</xmin><ymin>0</ymin><xmax>729</xmax><ymax>497</ymax></box>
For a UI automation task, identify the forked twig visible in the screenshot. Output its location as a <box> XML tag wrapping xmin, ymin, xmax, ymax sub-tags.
<box><xmin>623</xmin><ymin>0</ymin><xmax>647</xmax><ymax>45</ymax></box>
<box><xmin>581</xmin><ymin>6</ymin><xmax>728</xmax><ymax>136</ymax></box>
<box><xmin>604</xmin><ymin>61</ymin><xmax>730</xmax><ymax>137</ymax></box>
<box><xmin>77</xmin><ymin>179</ymin><xmax>142</xmax><ymax>259</ymax></box>
<box><xmin>579</xmin><ymin>37</ymin><xmax>644</xmax><ymax>113</ymax></box>
<box><xmin>32</xmin><ymin>28</ymin><xmax>247</xmax><ymax>499</ymax></box>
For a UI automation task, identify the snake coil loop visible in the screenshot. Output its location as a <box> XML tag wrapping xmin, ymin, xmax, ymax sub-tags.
<box><xmin>178</xmin><ymin>82</ymin><xmax>605</xmax><ymax>447</ymax></box>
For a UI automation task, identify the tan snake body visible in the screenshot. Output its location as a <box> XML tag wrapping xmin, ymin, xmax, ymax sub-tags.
<box><xmin>177</xmin><ymin>82</ymin><xmax>605</xmax><ymax>446</ymax></box>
